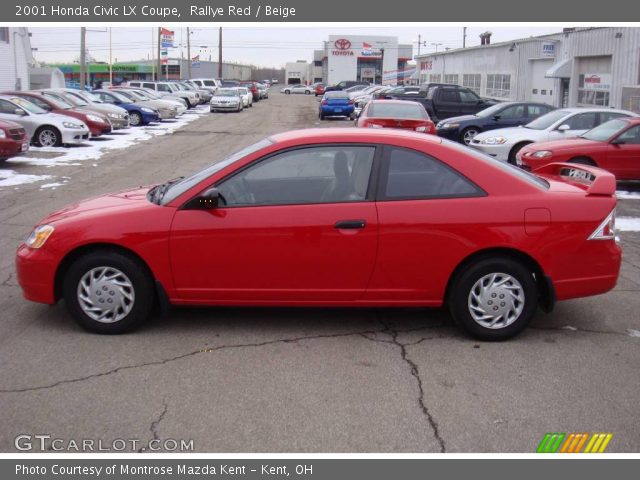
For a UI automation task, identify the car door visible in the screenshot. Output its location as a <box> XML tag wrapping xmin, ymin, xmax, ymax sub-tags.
<box><xmin>365</xmin><ymin>146</ymin><xmax>485</xmax><ymax>302</ymax></box>
<box><xmin>487</xmin><ymin>104</ymin><xmax>528</xmax><ymax>130</ymax></box>
<box><xmin>435</xmin><ymin>88</ymin><xmax>462</xmax><ymax>119</ymax></box>
<box><xmin>459</xmin><ymin>89</ymin><xmax>484</xmax><ymax>116</ymax></box>
<box><xmin>169</xmin><ymin>145</ymin><xmax>379</xmax><ymax>302</ymax></box>
<box><xmin>606</xmin><ymin>124</ymin><xmax>640</xmax><ymax>179</ymax></box>
<box><xmin>547</xmin><ymin>111</ymin><xmax>598</xmax><ymax>141</ymax></box>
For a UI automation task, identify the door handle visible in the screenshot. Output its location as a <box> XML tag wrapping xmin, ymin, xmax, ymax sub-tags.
<box><xmin>334</xmin><ymin>220</ymin><xmax>366</xmax><ymax>229</ymax></box>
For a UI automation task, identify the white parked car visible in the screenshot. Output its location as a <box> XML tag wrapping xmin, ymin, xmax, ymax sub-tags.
<box><xmin>234</xmin><ymin>87</ymin><xmax>253</xmax><ymax>108</ymax></box>
<box><xmin>210</xmin><ymin>88</ymin><xmax>243</xmax><ymax>113</ymax></box>
<box><xmin>281</xmin><ymin>84</ymin><xmax>314</xmax><ymax>95</ymax></box>
<box><xmin>470</xmin><ymin>107</ymin><xmax>638</xmax><ymax>163</ymax></box>
<box><xmin>0</xmin><ymin>94</ymin><xmax>90</xmax><ymax>147</ymax></box>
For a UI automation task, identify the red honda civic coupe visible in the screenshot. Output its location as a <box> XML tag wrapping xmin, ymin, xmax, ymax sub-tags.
<box><xmin>356</xmin><ymin>100</ymin><xmax>436</xmax><ymax>134</ymax></box>
<box><xmin>16</xmin><ymin>129</ymin><xmax>621</xmax><ymax>340</ymax></box>
<box><xmin>518</xmin><ymin>117</ymin><xmax>640</xmax><ymax>180</ymax></box>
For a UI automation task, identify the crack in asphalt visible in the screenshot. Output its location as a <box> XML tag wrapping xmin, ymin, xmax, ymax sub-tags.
<box><xmin>138</xmin><ymin>401</ymin><xmax>169</xmax><ymax>452</ymax></box>
<box><xmin>0</xmin><ymin>327</ymin><xmax>407</xmax><ymax>394</ymax></box>
<box><xmin>366</xmin><ymin>315</ymin><xmax>448</xmax><ymax>453</ymax></box>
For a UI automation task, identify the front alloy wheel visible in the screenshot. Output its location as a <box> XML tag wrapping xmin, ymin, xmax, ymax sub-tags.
<box><xmin>129</xmin><ymin>112</ymin><xmax>142</xmax><ymax>126</ymax></box>
<box><xmin>36</xmin><ymin>127</ymin><xmax>61</xmax><ymax>147</ymax></box>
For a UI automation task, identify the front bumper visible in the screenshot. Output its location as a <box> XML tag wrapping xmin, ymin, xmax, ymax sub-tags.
<box><xmin>469</xmin><ymin>141</ymin><xmax>511</xmax><ymax>161</ymax></box>
<box><xmin>141</xmin><ymin>111</ymin><xmax>161</xmax><ymax>124</ymax></box>
<box><xmin>0</xmin><ymin>138</ymin><xmax>29</xmax><ymax>157</ymax></box>
<box><xmin>436</xmin><ymin>128</ymin><xmax>461</xmax><ymax>142</ymax></box>
<box><xmin>16</xmin><ymin>243</ymin><xmax>57</xmax><ymax>305</ymax></box>
<box><xmin>109</xmin><ymin>116</ymin><xmax>130</xmax><ymax>129</ymax></box>
<box><xmin>158</xmin><ymin>109</ymin><xmax>177</xmax><ymax>120</ymax></box>
<box><xmin>61</xmin><ymin>128</ymin><xmax>91</xmax><ymax>144</ymax></box>
<box><xmin>87</xmin><ymin>121</ymin><xmax>112</xmax><ymax>137</ymax></box>
<box><xmin>211</xmin><ymin>103</ymin><xmax>241</xmax><ymax>111</ymax></box>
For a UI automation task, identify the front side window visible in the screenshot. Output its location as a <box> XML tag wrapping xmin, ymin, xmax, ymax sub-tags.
<box><xmin>499</xmin><ymin>104</ymin><xmax>526</xmax><ymax>119</ymax></box>
<box><xmin>381</xmin><ymin>147</ymin><xmax>481</xmax><ymax>200</ymax></box>
<box><xmin>459</xmin><ymin>90</ymin><xmax>480</xmax><ymax>103</ymax></box>
<box><xmin>217</xmin><ymin>146</ymin><xmax>375</xmax><ymax>207</ymax></box>
<box><xmin>617</xmin><ymin>125</ymin><xmax>640</xmax><ymax>144</ymax></box>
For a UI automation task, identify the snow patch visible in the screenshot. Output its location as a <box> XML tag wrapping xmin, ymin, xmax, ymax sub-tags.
<box><xmin>0</xmin><ymin>169</ymin><xmax>53</xmax><ymax>188</ymax></box>
<box><xmin>616</xmin><ymin>217</ymin><xmax>640</xmax><ymax>232</ymax></box>
<box><xmin>616</xmin><ymin>190</ymin><xmax>640</xmax><ymax>200</ymax></box>
<box><xmin>626</xmin><ymin>329</ymin><xmax>640</xmax><ymax>338</ymax></box>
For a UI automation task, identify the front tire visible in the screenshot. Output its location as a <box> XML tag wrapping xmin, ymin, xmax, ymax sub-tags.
<box><xmin>448</xmin><ymin>257</ymin><xmax>537</xmax><ymax>341</ymax></box>
<box><xmin>63</xmin><ymin>250</ymin><xmax>155</xmax><ymax>334</ymax></box>
<box><xmin>34</xmin><ymin>126</ymin><xmax>62</xmax><ymax>147</ymax></box>
<box><xmin>129</xmin><ymin>111</ymin><xmax>143</xmax><ymax>126</ymax></box>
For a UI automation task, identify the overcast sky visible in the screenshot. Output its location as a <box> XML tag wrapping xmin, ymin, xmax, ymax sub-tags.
<box><xmin>30</xmin><ymin>26</ymin><xmax>563</xmax><ymax>68</ymax></box>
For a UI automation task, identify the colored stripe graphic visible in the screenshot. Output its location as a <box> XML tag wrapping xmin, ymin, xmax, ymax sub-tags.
<box><xmin>538</xmin><ymin>433</ymin><xmax>613</xmax><ymax>453</ymax></box>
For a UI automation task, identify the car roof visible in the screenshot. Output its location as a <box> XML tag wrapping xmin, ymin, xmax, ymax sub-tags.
<box><xmin>271</xmin><ymin>128</ymin><xmax>443</xmax><ymax>145</ymax></box>
<box><xmin>556</xmin><ymin>107</ymin><xmax>636</xmax><ymax>114</ymax></box>
<box><xmin>368</xmin><ymin>99</ymin><xmax>425</xmax><ymax>106</ymax></box>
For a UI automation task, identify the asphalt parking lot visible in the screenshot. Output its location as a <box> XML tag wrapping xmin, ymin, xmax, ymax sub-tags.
<box><xmin>0</xmin><ymin>91</ymin><xmax>638</xmax><ymax>453</ymax></box>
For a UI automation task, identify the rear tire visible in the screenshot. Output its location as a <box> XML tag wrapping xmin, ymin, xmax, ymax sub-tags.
<box><xmin>461</xmin><ymin>127</ymin><xmax>480</xmax><ymax>145</ymax></box>
<box><xmin>448</xmin><ymin>257</ymin><xmax>537</xmax><ymax>341</ymax></box>
<box><xmin>63</xmin><ymin>250</ymin><xmax>155</xmax><ymax>334</ymax></box>
<box><xmin>319</xmin><ymin>113</ymin><xmax>325</xmax><ymax>120</ymax></box>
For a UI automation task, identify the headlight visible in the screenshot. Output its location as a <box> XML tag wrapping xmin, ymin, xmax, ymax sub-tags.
<box><xmin>107</xmin><ymin>113</ymin><xmax>120</xmax><ymax>119</ymax></box>
<box><xmin>141</xmin><ymin>107</ymin><xmax>154</xmax><ymax>113</ymax></box>
<box><xmin>0</xmin><ymin>129</ymin><xmax>6</xmax><ymax>139</ymax></box>
<box><xmin>479</xmin><ymin>137</ymin><xmax>507</xmax><ymax>145</ymax></box>
<box><xmin>440</xmin><ymin>123</ymin><xmax>460</xmax><ymax>129</ymax></box>
<box><xmin>86</xmin><ymin>114</ymin><xmax>104</xmax><ymax>123</ymax></box>
<box><xmin>531</xmin><ymin>150</ymin><xmax>553</xmax><ymax>158</ymax></box>
<box><xmin>62</xmin><ymin>121</ymin><xmax>84</xmax><ymax>129</ymax></box>
<box><xmin>26</xmin><ymin>225</ymin><xmax>54</xmax><ymax>249</ymax></box>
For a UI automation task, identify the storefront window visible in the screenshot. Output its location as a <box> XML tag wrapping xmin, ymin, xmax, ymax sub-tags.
<box><xmin>444</xmin><ymin>74</ymin><xmax>459</xmax><ymax>85</ymax></box>
<box><xmin>577</xmin><ymin>73</ymin><xmax>610</xmax><ymax>106</ymax></box>
<box><xmin>486</xmin><ymin>74</ymin><xmax>511</xmax><ymax>98</ymax></box>
<box><xmin>462</xmin><ymin>74</ymin><xmax>481</xmax><ymax>94</ymax></box>
<box><xmin>429</xmin><ymin>74</ymin><xmax>442</xmax><ymax>83</ymax></box>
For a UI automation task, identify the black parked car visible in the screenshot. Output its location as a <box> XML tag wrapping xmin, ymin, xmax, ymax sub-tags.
<box><xmin>436</xmin><ymin>102</ymin><xmax>556</xmax><ymax>145</ymax></box>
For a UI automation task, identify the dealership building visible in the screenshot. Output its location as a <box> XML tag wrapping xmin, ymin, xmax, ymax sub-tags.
<box><xmin>312</xmin><ymin>35</ymin><xmax>414</xmax><ymax>86</ymax></box>
<box><xmin>415</xmin><ymin>27</ymin><xmax>640</xmax><ymax>112</ymax></box>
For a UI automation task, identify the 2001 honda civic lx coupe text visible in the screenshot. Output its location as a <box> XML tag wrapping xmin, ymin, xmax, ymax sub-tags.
<box><xmin>15</xmin><ymin>129</ymin><xmax>621</xmax><ymax>340</ymax></box>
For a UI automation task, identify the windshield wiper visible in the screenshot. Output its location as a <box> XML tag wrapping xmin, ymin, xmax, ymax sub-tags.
<box><xmin>151</xmin><ymin>176</ymin><xmax>184</xmax><ymax>204</ymax></box>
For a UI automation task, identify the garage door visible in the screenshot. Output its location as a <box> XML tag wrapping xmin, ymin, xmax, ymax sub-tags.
<box><xmin>529</xmin><ymin>59</ymin><xmax>555</xmax><ymax>105</ymax></box>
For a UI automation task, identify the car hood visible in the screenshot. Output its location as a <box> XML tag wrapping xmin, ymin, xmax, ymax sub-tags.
<box><xmin>525</xmin><ymin>137</ymin><xmax>601</xmax><ymax>152</ymax></box>
<box><xmin>438</xmin><ymin>114</ymin><xmax>478</xmax><ymax>125</ymax></box>
<box><xmin>86</xmin><ymin>102</ymin><xmax>128</xmax><ymax>115</ymax></box>
<box><xmin>474</xmin><ymin>126</ymin><xmax>544</xmax><ymax>141</ymax></box>
<box><xmin>32</xmin><ymin>112</ymin><xmax>88</xmax><ymax>127</ymax></box>
<box><xmin>41</xmin><ymin>186</ymin><xmax>153</xmax><ymax>224</ymax></box>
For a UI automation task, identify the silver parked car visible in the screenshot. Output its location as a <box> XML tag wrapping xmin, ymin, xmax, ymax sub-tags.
<box><xmin>0</xmin><ymin>95</ymin><xmax>90</xmax><ymax>147</ymax></box>
<box><xmin>106</xmin><ymin>89</ymin><xmax>179</xmax><ymax>120</ymax></box>
<box><xmin>127</xmin><ymin>81</ymin><xmax>199</xmax><ymax>108</ymax></box>
<box><xmin>210</xmin><ymin>88</ymin><xmax>243</xmax><ymax>113</ymax></box>
<box><xmin>40</xmin><ymin>89</ymin><xmax>130</xmax><ymax>129</ymax></box>
<box><xmin>281</xmin><ymin>84</ymin><xmax>314</xmax><ymax>95</ymax></box>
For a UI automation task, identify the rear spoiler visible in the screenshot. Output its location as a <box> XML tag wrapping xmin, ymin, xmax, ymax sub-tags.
<box><xmin>533</xmin><ymin>162</ymin><xmax>616</xmax><ymax>196</ymax></box>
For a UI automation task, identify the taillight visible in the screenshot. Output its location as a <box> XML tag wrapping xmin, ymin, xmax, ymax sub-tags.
<box><xmin>588</xmin><ymin>209</ymin><xmax>616</xmax><ymax>240</ymax></box>
<box><xmin>321</xmin><ymin>100</ymin><xmax>328</xmax><ymax>105</ymax></box>
<box><xmin>348</xmin><ymin>100</ymin><xmax>354</xmax><ymax>105</ymax></box>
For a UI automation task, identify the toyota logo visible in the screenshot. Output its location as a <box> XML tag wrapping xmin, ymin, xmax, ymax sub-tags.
<box><xmin>334</xmin><ymin>39</ymin><xmax>352</xmax><ymax>50</ymax></box>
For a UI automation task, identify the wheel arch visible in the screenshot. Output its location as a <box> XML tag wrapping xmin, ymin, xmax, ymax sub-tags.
<box><xmin>568</xmin><ymin>155</ymin><xmax>597</xmax><ymax>166</ymax></box>
<box><xmin>444</xmin><ymin>247</ymin><xmax>554</xmax><ymax>312</ymax></box>
<box><xmin>54</xmin><ymin>242</ymin><xmax>156</xmax><ymax>302</ymax></box>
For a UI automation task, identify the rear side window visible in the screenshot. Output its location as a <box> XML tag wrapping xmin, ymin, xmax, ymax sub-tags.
<box><xmin>380</xmin><ymin>147</ymin><xmax>482</xmax><ymax>200</ymax></box>
<box><xmin>564</xmin><ymin>112</ymin><xmax>597</xmax><ymax>130</ymax></box>
<box><xmin>600</xmin><ymin>111</ymin><xmax>627</xmax><ymax>123</ymax></box>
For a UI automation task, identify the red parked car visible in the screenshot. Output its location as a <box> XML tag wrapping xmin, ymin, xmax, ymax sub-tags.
<box><xmin>356</xmin><ymin>100</ymin><xmax>436</xmax><ymax>134</ymax></box>
<box><xmin>16</xmin><ymin>129</ymin><xmax>620</xmax><ymax>340</ymax></box>
<box><xmin>2</xmin><ymin>91</ymin><xmax>112</xmax><ymax>138</ymax></box>
<box><xmin>315</xmin><ymin>83</ymin><xmax>326</xmax><ymax>97</ymax></box>
<box><xmin>518</xmin><ymin>117</ymin><xmax>640</xmax><ymax>180</ymax></box>
<box><xmin>0</xmin><ymin>119</ymin><xmax>29</xmax><ymax>161</ymax></box>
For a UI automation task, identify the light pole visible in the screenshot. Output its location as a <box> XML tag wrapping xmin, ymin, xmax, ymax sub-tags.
<box><xmin>431</xmin><ymin>42</ymin><xmax>443</xmax><ymax>53</ymax></box>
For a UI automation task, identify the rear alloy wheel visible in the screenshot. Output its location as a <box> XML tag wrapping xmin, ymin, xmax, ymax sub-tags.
<box><xmin>285</xmin><ymin>90</ymin><xmax>291</xmax><ymax>95</ymax></box>
<box><xmin>461</xmin><ymin>127</ymin><xmax>480</xmax><ymax>145</ymax></box>
<box><xmin>129</xmin><ymin>111</ymin><xmax>142</xmax><ymax>126</ymax></box>
<box><xmin>63</xmin><ymin>250</ymin><xmax>155</xmax><ymax>334</ymax></box>
<box><xmin>449</xmin><ymin>257</ymin><xmax>537</xmax><ymax>340</ymax></box>
<box><xmin>35</xmin><ymin>126</ymin><xmax>62</xmax><ymax>147</ymax></box>
<box><xmin>305</xmin><ymin>90</ymin><xmax>310</xmax><ymax>95</ymax></box>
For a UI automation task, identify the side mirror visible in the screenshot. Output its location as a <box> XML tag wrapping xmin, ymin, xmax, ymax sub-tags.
<box><xmin>184</xmin><ymin>187</ymin><xmax>221</xmax><ymax>210</ymax></box>
<box><xmin>492</xmin><ymin>115</ymin><xmax>501</xmax><ymax>121</ymax></box>
<box><xmin>557</xmin><ymin>124</ymin><xmax>570</xmax><ymax>132</ymax></box>
<box><xmin>14</xmin><ymin>108</ymin><xmax>26</xmax><ymax>116</ymax></box>
<box><xmin>611</xmin><ymin>137</ymin><xmax>626</xmax><ymax>145</ymax></box>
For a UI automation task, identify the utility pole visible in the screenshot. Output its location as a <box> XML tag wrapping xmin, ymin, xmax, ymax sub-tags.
<box><xmin>109</xmin><ymin>27</ymin><xmax>113</xmax><ymax>85</ymax></box>
<box><xmin>187</xmin><ymin>27</ymin><xmax>191</xmax><ymax>79</ymax></box>
<box><xmin>380</xmin><ymin>47</ymin><xmax>385</xmax><ymax>85</ymax></box>
<box><xmin>218</xmin><ymin>27</ymin><xmax>223</xmax><ymax>78</ymax></box>
<box><xmin>79</xmin><ymin>27</ymin><xmax>86</xmax><ymax>90</ymax></box>
<box><xmin>463</xmin><ymin>27</ymin><xmax>467</xmax><ymax>48</ymax></box>
<box><xmin>418</xmin><ymin>34</ymin><xmax>421</xmax><ymax>56</ymax></box>
<box><xmin>156</xmin><ymin>27</ymin><xmax>161</xmax><ymax>81</ymax></box>
<box><xmin>151</xmin><ymin>27</ymin><xmax>155</xmax><ymax>81</ymax></box>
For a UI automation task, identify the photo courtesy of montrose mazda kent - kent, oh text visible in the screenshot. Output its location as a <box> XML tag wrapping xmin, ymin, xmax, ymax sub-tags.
<box><xmin>16</xmin><ymin>128</ymin><xmax>621</xmax><ymax>341</ymax></box>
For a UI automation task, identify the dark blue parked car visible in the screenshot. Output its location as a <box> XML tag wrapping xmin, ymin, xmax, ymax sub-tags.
<box><xmin>92</xmin><ymin>90</ymin><xmax>160</xmax><ymax>126</ymax></box>
<box><xmin>319</xmin><ymin>91</ymin><xmax>355</xmax><ymax>120</ymax></box>
<box><xmin>436</xmin><ymin>102</ymin><xmax>555</xmax><ymax>145</ymax></box>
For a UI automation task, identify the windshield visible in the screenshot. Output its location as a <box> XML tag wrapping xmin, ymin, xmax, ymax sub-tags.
<box><xmin>107</xmin><ymin>91</ymin><xmax>131</xmax><ymax>103</ymax></box>
<box><xmin>76</xmin><ymin>90</ymin><xmax>102</xmax><ymax>103</ymax></box>
<box><xmin>119</xmin><ymin>90</ymin><xmax>144</xmax><ymax>101</ymax></box>
<box><xmin>10</xmin><ymin>97</ymin><xmax>47</xmax><ymax>114</ymax></box>
<box><xmin>166</xmin><ymin>84</ymin><xmax>179</xmax><ymax>92</ymax></box>
<box><xmin>56</xmin><ymin>92</ymin><xmax>88</xmax><ymax>106</ymax></box>
<box><xmin>203</xmin><ymin>80</ymin><xmax>216</xmax><ymax>87</ymax></box>
<box><xmin>161</xmin><ymin>139</ymin><xmax>273</xmax><ymax>205</ymax></box>
<box><xmin>368</xmin><ymin>103</ymin><xmax>427</xmax><ymax>119</ymax></box>
<box><xmin>141</xmin><ymin>89</ymin><xmax>161</xmax><ymax>99</ymax></box>
<box><xmin>237</xmin><ymin>88</ymin><xmax>249</xmax><ymax>94</ymax></box>
<box><xmin>215</xmin><ymin>89</ymin><xmax>239</xmax><ymax>97</ymax></box>
<box><xmin>35</xmin><ymin>94</ymin><xmax>72</xmax><ymax>110</ymax></box>
<box><xmin>525</xmin><ymin>109</ymin><xmax>570</xmax><ymax>130</ymax></box>
<box><xmin>476</xmin><ymin>103</ymin><xmax>509</xmax><ymax>118</ymax></box>
<box><xmin>581</xmin><ymin>119</ymin><xmax>629</xmax><ymax>142</ymax></box>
